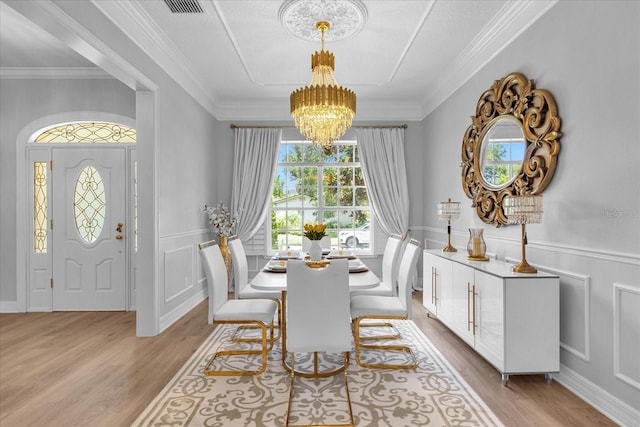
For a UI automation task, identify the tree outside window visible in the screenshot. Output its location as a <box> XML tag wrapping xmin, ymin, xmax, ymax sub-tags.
<box><xmin>271</xmin><ymin>141</ymin><xmax>372</xmax><ymax>251</ymax></box>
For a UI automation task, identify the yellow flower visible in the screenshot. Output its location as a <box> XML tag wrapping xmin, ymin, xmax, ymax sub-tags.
<box><xmin>303</xmin><ymin>223</ymin><xmax>327</xmax><ymax>240</ymax></box>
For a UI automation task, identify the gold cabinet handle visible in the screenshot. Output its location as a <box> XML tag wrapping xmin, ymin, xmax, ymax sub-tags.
<box><xmin>472</xmin><ymin>285</ymin><xmax>477</xmax><ymax>335</ymax></box>
<box><xmin>431</xmin><ymin>267</ymin><xmax>436</xmax><ymax>304</ymax></box>
<box><xmin>467</xmin><ymin>282</ymin><xmax>472</xmax><ymax>331</ymax></box>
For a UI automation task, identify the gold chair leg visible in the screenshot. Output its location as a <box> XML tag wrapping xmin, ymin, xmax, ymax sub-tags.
<box><xmin>354</xmin><ymin>316</ymin><xmax>418</xmax><ymax>370</ymax></box>
<box><xmin>357</xmin><ymin>320</ymin><xmax>401</xmax><ymax>341</ymax></box>
<box><xmin>232</xmin><ymin>298</ymin><xmax>282</xmax><ymax>344</ymax></box>
<box><xmin>282</xmin><ymin>351</ymin><xmax>349</xmax><ymax>378</ymax></box>
<box><xmin>203</xmin><ymin>320</ymin><xmax>274</xmax><ymax>376</ymax></box>
<box><xmin>285</xmin><ymin>352</ymin><xmax>354</xmax><ymax>427</ymax></box>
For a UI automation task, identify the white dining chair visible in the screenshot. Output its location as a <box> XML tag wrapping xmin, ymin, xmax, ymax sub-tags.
<box><xmin>349</xmin><ymin>234</ymin><xmax>406</xmax><ymax>343</ymax></box>
<box><xmin>228</xmin><ymin>236</ymin><xmax>282</xmax><ymax>342</ymax></box>
<box><xmin>283</xmin><ymin>258</ymin><xmax>354</xmax><ymax>426</ymax></box>
<box><xmin>349</xmin><ymin>234</ymin><xmax>405</xmax><ymax>297</ymax></box>
<box><xmin>198</xmin><ymin>240</ymin><xmax>277</xmax><ymax>376</ymax></box>
<box><xmin>350</xmin><ymin>238</ymin><xmax>422</xmax><ymax>369</ymax></box>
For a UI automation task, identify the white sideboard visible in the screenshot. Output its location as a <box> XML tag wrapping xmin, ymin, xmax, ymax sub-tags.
<box><xmin>423</xmin><ymin>249</ymin><xmax>560</xmax><ymax>385</ymax></box>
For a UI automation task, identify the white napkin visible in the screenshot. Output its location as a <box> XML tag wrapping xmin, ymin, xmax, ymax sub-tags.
<box><xmin>277</xmin><ymin>250</ymin><xmax>299</xmax><ymax>258</ymax></box>
<box><xmin>268</xmin><ymin>260</ymin><xmax>287</xmax><ymax>270</ymax></box>
<box><xmin>348</xmin><ymin>259</ymin><xmax>368</xmax><ymax>272</ymax></box>
<box><xmin>329</xmin><ymin>249</ymin><xmax>351</xmax><ymax>258</ymax></box>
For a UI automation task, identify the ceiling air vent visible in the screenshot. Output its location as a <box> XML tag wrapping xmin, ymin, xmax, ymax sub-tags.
<box><xmin>164</xmin><ymin>0</ymin><xmax>203</xmax><ymax>13</ymax></box>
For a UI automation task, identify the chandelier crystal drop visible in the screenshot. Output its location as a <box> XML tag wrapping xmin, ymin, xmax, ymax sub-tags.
<box><xmin>290</xmin><ymin>21</ymin><xmax>356</xmax><ymax>153</ymax></box>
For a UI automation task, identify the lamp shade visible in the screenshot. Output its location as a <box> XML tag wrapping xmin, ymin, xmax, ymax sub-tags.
<box><xmin>437</xmin><ymin>199</ymin><xmax>461</xmax><ymax>221</ymax></box>
<box><xmin>503</xmin><ymin>195</ymin><xmax>543</xmax><ymax>224</ymax></box>
<box><xmin>503</xmin><ymin>194</ymin><xmax>543</xmax><ymax>273</ymax></box>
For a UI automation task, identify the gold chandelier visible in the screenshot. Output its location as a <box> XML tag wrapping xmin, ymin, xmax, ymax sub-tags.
<box><xmin>290</xmin><ymin>20</ymin><xmax>356</xmax><ymax>153</ymax></box>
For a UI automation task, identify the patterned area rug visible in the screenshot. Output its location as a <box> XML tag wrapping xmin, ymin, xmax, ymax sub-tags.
<box><xmin>133</xmin><ymin>321</ymin><xmax>503</xmax><ymax>426</ymax></box>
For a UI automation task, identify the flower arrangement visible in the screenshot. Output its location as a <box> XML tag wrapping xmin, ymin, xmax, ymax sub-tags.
<box><xmin>303</xmin><ymin>223</ymin><xmax>327</xmax><ymax>240</ymax></box>
<box><xmin>203</xmin><ymin>202</ymin><xmax>241</xmax><ymax>237</ymax></box>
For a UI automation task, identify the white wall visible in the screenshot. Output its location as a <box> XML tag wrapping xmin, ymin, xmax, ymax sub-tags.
<box><xmin>419</xmin><ymin>1</ymin><xmax>639</xmax><ymax>424</ymax></box>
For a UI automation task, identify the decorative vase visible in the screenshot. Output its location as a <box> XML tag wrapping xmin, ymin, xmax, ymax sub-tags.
<box><xmin>309</xmin><ymin>240</ymin><xmax>323</xmax><ymax>261</ymax></box>
<box><xmin>467</xmin><ymin>228</ymin><xmax>489</xmax><ymax>261</ymax></box>
<box><xmin>218</xmin><ymin>235</ymin><xmax>233</xmax><ymax>288</ymax></box>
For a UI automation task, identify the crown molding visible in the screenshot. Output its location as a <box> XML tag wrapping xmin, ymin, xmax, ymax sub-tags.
<box><xmin>3</xmin><ymin>0</ymin><xmax>157</xmax><ymax>91</ymax></box>
<box><xmin>0</xmin><ymin>67</ymin><xmax>112</xmax><ymax>79</ymax></box>
<box><xmin>86</xmin><ymin>0</ymin><xmax>557</xmax><ymax>122</ymax></box>
<box><xmin>91</xmin><ymin>0</ymin><xmax>218</xmax><ymax>115</ymax></box>
<box><xmin>419</xmin><ymin>0</ymin><xmax>559</xmax><ymax>118</ymax></box>
<box><xmin>211</xmin><ymin>99</ymin><xmax>424</xmax><ymax>122</ymax></box>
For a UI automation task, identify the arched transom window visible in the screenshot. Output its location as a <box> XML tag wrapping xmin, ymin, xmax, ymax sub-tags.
<box><xmin>35</xmin><ymin>121</ymin><xmax>136</xmax><ymax>143</ymax></box>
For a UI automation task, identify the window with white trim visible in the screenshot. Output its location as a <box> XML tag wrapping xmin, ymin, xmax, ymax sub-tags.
<box><xmin>270</xmin><ymin>141</ymin><xmax>373</xmax><ymax>253</ymax></box>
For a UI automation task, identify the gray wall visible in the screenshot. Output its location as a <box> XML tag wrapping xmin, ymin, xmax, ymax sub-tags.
<box><xmin>0</xmin><ymin>78</ymin><xmax>135</xmax><ymax>302</ymax></box>
<box><xmin>419</xmin><ymin>1</ymin><xmax>639</xmax><ymax>422</ymax></box>
<box><xmin>0</xmin><ymin>0</ymin><xmax>223</xmax><ymax>334</ymax></box>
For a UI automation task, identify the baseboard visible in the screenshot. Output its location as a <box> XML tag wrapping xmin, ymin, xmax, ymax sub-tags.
<box><xmin>556</xmin><ymin>364</ymin><xmax>640</xmax><ymax>427</ymax></box>
<box><xmin>0</xmin><ymin>301</ymin><xmax>20</xmax><ymax>313</ymax></box>
<box><xmin>159</xmin><ymin>288</ymin><xmax>207</xmax><ymax>333</ymax></box>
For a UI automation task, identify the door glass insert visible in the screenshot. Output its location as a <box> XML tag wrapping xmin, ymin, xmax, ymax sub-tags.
<box><xmin>74</xmin><ymin>166</ymin><xmax>106</xmax><ymax>244</ymax></box>
<box><xmin>34</xmin><ymin>162</ymin><xmax>48</xmax><ymax>253</ymax></box>
<box><xmin>35</xmin><ymin>122</ymin><xmax>136</xmax><ymax>143</ymax></box>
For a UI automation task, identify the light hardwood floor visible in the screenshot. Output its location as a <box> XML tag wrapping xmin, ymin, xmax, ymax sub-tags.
<box><xmin>0</xmin><ymin>292</ymin><xmax>616</xmax><ymax>427</ymax></box>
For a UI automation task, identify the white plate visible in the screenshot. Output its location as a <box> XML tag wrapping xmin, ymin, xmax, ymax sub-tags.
<box><xmin>275</xmin><ymin>250</ymin><xmax>300</xmax><ymax>259</ymax></box>
<box><xmin>265</xmin><ymin>265</ymin><xmax>286</xmax><ymax>273</ymax></box>
<box><xmin>348</xmin><ymin>259</ymin><xmax>362</xmax><ymax>268</ymax></box>
<box><xmin>327</xmin><ymin>250</ymin><xmax>352</xmax><ymax>258</ymax></box>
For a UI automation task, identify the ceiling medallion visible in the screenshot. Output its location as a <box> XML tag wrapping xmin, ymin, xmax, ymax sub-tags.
<box><xmin>278</xmin><ymin>0</ymin><xmax>368</xmax><ymax>42</ymax></box>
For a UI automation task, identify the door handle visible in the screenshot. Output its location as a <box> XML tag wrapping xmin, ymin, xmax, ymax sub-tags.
<box><xmin>116</xmin><ymin>222</ymin><xmax>124</xmax><ymax>233</ymax></box>
<box><xmin>116</xmin><ymin>234</ymin><xmax>123</xmax><ymax>240</ymax></box>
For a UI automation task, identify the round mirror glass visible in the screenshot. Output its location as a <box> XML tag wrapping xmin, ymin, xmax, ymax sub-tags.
<box><xmin>479</xmin><ymin>116</ymin><xmax>526</xmax><ymax>188</ymax></box>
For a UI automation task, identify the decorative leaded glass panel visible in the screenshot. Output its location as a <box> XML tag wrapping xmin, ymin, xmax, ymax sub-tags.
<box><xmin>74</xmin><ymin>166</ymin><xmax>106</xmax><ymax>244</ymax></box>
<box><xmin>35</xmin><ymin>122</ymin><xmax>136</xmax><ymax>143</ymax></box>
<box><xmin>34</xmin><ymin>162</ymin><xmax>47</xmax><ymax>253</ymax></box>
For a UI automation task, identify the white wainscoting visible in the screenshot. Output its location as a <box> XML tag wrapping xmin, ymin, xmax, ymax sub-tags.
<box><xmin>613</xmin><ymin>282</ymin><xmax>640</xmax><ymax>391</ymax></box>
<box><xmin>164</xmin><ymin>246</ymin><xmax>194</xmax><ymax>303</ymax></box>
<box><xmin>416</xmin><ymin>225</ymin><xmax>640</xmax><ymax>427</ymax></box>
<box><xmin>158</xmin><ymin>229</ymin><xmax>211</xmax><ymax>333</ymax></box>
<box><xmin>557</xmin><ymin>364</ymin><xmax>640</xmax><ymax>427</ymax></box>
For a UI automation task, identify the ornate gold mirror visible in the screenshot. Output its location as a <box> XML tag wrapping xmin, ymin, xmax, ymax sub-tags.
<box><xmin>461</xmin><ymin>72</ymin><xmax>561</xmax><ymax>226</ymax></box>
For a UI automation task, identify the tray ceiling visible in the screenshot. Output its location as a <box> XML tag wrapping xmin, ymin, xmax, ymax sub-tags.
<box><xmin>0</xmin><ymin>0</ymin><xmax>558</xmax><ymax>121</ymax></box>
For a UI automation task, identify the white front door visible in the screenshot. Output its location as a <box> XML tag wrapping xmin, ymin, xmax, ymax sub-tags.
<box><xmin>52</xmin><ymin>148</ymin><xmax>127</xmax><ymax>310</ymax></box>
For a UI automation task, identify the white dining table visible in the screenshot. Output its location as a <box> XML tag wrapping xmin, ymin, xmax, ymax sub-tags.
<box><xmin>251</xmin><ymin>257</ymin><xmax>380</xmax><ymax>292</ymax></box>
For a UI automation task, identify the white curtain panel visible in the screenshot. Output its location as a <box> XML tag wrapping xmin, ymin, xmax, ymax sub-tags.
<box><xmin>231</xmin><ymin>128</ymin><xmax>282</xmax><ymax>241</ymax></box>
<box><xmin>357</xmin><ymin>128</ymin><xmax>410</xmax><ymax>238</ymax></box>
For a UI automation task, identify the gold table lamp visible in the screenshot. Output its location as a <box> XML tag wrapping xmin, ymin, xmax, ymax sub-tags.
<box><xmin>503</xmin><ymin>195</ymin><xmax>543</xmax><ymax>273</ymax></box>
<box><xmin>437</xmin><ymin>198</ymin><xmax>461</xmax><ymax>252</ymax></box>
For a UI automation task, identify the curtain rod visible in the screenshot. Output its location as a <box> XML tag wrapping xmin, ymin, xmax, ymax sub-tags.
<box><xmin>229</xmin><ymin>124</ymin><xmax>408</xmax><ymax>129</ymax></box>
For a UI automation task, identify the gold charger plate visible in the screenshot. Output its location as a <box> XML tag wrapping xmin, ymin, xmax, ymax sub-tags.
<box><xmin>305</xmin><ymin>260</ymin><xmax>331</xmax><ymax>268</ymax></box>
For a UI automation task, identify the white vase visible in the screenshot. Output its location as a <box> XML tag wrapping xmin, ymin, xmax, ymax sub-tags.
<box><xmin>309</xmin><ymin>240</ymin><xmax>323</xmax><ymax>261</ymax></box>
